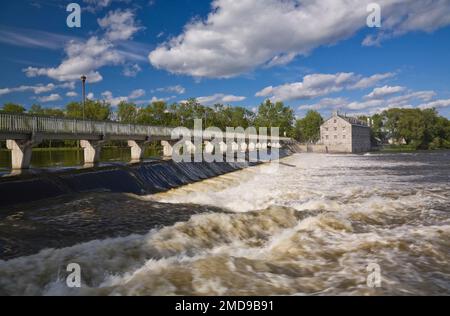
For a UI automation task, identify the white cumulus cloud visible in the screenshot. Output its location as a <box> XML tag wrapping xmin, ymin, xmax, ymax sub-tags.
<box><xmin>148</xmin><ymin>0</ymin><xmax>450</xmax><ymax>78</ymax></box>
<box><xmin>98</xmin><ymin>9</ymin><xmax>143</xmax><ymax>42</ymax></box>
<box><xmin>365</xmin><ymin>85</ymin><xmax>406</xmax><ymax>100</ymax></box>
<box><xmin>256</xmin><ymin>72</ymin><xmax>394</xmax><ymax>102</ymax></box>
<box><xmin>197</xmin><ymin>93</ymin><xmax>246</xmax><ymax>105</ymax></box>
<box><xmin>37</xmin><ymin>94</ymin><xmax>62</xmax><ymax>103</ymax></box>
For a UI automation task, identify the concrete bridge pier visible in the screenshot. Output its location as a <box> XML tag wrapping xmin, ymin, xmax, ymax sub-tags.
<box><xmin>80</xmin><ymin>140</ymin><xmax>105</xmax><ymax>165</ymax></box>
<box><xmin>161</xmin><ymin>140</ymin><xmax>176</xmax><ymax>158</ymax></box>
<box><xmin>204</xmin><ymin>141</ymin><xmax>215</xmax><ymax>154</ymax></box>
<box><xmin>185</xmin><ymin>140</ymin><xmax>196</xmax><ymax>155</ymax></box>
<box><xmin>6</xmin><ymin>138</ymin><xmax>41</xmax><ymax>170</ymax></box>
<box><xmin>231</xmin><ymin>142</ymin><xmax>239</xmax><ymax>153</ymax></box>
<box><xmin>128</xmin><ymin>139</ymin><xmax>150</xmax><ymax>162</ymax></box>
<box><xmin>219</xmin><ymin>142</ymin><xmax>227</xmax><ymax>154</ymax></box>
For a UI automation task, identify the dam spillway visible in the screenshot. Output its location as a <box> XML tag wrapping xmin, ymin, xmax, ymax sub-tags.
<box><xmin>0</xmin><ymin>149</ymin><xmax>292</xmax><ymax>208</ymax></box>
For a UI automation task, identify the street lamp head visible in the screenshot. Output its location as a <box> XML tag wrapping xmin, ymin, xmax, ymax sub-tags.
<box><xmin>81</xmin><ymin>75</ymin><xmax>87</xmax><ymax>82</ymax></box>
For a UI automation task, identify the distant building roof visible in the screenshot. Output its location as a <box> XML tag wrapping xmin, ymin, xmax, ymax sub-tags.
<box><xmin>328</xmin><ymin>111</ymin><xmax>369</xmax><ymax>127</ymax></box>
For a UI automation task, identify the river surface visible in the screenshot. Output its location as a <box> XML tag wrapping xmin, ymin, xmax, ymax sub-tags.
<box><xmin>0</xmin><ymin>147</ymin><xmax>160</xmax><ymax>172</ymax></box>
<box><xmin>0</xmin><ymin>152</ymin><xmax>449</xmax><ymax>295</ymax></box>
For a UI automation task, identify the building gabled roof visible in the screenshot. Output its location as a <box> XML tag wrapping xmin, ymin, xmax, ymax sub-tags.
<box><xmin>322</xmin><ymin>111</ymin><xmax>369</xmax><ymax>128</ymax></box>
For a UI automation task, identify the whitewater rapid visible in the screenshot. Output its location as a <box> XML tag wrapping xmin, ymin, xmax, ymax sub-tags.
<box><xmin>1</xmin><ymin>153</ymin><xmax>449</xmax><ymax>295</ymax></box>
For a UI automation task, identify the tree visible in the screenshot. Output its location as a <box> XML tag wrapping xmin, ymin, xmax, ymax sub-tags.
<box><xmin>379</xmin><ymin>108</ymin><xmax>450</xmax><ymax>150</ymax></box>
<box><xmin>137</xmin><ymin>101</ymin><xmax>173</xmax><ymax>126</ymax></box>
<box><xmin>255</xmin><ymin>100</ymin><xmax>295</xmax><ymax>137</ymax></box>
<box><xmin>66</xmin><ymin>100</ymin><xmax>111</xmax><ymax>120</ymax></box>
<box><xmin>295</xmin><ymin>110</ymin><xmax>323</xmax><ymax>142</ymax></box>
<box><xmin>29</xmin><ymin>104</ymin><xmax>64</xmax><ymax>117</ymax></box>
<box><xmin>117</xmin><ymin>101</ymin><xmax>138</xmax><ymax>123</ymax></box>
<box><xmin>65</xmin><ymin>102</ymin><xmax>84</xmax><ymax>119</ymax></box>
<box><xmin>1</xmin><ymin>103</ymin><xmax>26</xmax><ymax>114</ymax></box>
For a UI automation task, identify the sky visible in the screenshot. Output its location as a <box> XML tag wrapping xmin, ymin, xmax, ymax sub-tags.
<box><xmin>1</xmin><ymin>0</ymin><xmax>450</xmax><ymax>119</ymax></box>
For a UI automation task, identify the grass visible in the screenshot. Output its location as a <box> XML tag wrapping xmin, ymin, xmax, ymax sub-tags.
<box><xmin>380</xmin><ymin>144</ymin><xmax>418</xmax><ymax>152</ymax></box>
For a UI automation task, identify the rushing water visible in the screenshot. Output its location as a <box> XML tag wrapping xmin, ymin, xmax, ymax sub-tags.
<box><xmin>0</xmin><ymin>152</ymin><xmax>449</xmax><ymax>295</ymax></box>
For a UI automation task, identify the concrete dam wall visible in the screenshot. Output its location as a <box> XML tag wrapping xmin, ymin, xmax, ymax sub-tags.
<box><xmin>0</xmin><ymin>149</ymin><xmax>292</xmax><ymax>208</ymax></box>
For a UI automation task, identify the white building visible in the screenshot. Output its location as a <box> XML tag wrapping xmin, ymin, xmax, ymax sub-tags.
<box><xmin>319</xmin><ymin>112</ymin><xmax>371</xmax><ymax>153</ymax></box>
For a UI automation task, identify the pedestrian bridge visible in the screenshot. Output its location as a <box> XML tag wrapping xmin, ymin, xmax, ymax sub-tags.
<box><xmin>0</xmin><ymin>113</ymin><xmax>293</xmax><ymax>169</ymax></box>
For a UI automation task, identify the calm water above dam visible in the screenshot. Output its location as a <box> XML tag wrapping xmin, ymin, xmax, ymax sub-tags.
<box><xmin>0</xmin><ymin>147</ymin><xmax>161</xmax><ymax>172</ymax></box>
<box><xmin>0</xmin><ymin>151</ymin><xmax>449</xmax><ymax>295</ymax></box>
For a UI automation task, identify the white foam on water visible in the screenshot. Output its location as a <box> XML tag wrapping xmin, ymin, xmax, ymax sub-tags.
<box><xmin>1</xmin><ymin>153</ymin><xmax>449</xmax><ymax>295</ymax></box>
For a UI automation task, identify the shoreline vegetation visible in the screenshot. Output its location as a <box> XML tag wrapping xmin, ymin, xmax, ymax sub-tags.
<box><xmin>1</xmin><ymin>99</ymin><xmax>450</xmax><ymax>152</ymax></box>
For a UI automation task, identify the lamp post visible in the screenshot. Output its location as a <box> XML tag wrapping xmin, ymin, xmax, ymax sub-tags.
<box><xmin>81</xmin><ymin>75</ymin><xmax>87</xmax><ymax>120</ymax></box>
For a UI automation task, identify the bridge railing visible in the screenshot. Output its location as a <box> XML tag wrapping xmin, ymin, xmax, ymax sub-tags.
<box><xmin>0</xmin><ymin>112</ymin><xmax>292</xmax><ymax>141</ymax></box>
<box><xmin>0</xmin><ymin>113</ymin><xmax>174</xmax><ymax>137</ymax></box>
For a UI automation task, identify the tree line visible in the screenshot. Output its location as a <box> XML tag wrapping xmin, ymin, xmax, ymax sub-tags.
<box><xmin>0</xmin><ymin>99</ymin><xmax>295</xmax><ymax>149</ymax></box>
<box><xmin>0</xmin><ymin>99</ymin><xmax>295</xmax><ymax>135</ymax></box>
<box><xmin>295</xmin><ymin>108</ymin><xmax>450</xmax><ymax>150</ymax></box>
<box><xmin>1</xmin><ymin>101</ymin><xmax>450</xmax><ymax>150</ymax></box>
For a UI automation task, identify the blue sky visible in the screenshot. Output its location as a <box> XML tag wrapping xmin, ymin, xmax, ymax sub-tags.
<box><xmin>1</xmin><ymin>0</ymin><xmax>450</xmax><ymax>118</ymax></box>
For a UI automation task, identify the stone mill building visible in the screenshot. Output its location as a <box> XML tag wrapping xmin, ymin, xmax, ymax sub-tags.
<box><xmin>318</xmin><ymin>111</ymin><xmax>371</xmax><ymax>153</ymax></box>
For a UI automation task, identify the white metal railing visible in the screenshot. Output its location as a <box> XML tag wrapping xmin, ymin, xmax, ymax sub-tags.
<box><xmin>0</xmin><ymin>113</ymin><xmax>173</xmax><ymax>138</ymax></box>
<box><xmin>0</xmin><ymin>112</ymin><xmax>291</xmax><ymax>142</ymax></box>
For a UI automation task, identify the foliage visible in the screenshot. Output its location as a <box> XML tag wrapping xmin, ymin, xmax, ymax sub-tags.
<box><xmin>0</xmin><ymin>103</ymin><xmax>26</xmax><ymax>114</ymax></box>
<box><xmin>254</xmin><ymin>100</ymin><xmax>295</xmax><ymax>137</ymax></box>
<box><xmin>294</xmin><ymin>110</ymin><xmax>323</xmax><ymax>142</ymax></box>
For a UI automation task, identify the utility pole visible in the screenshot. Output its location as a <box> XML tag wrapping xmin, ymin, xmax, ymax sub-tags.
<box><xmin>81</xmin><ymin>75</ymin><xmax>87</xmax><ymax>120</ymax></box>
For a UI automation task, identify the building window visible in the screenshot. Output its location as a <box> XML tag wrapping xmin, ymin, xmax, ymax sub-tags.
<box><xmin>334</xmin><ymin>135</ymin><xmax>338</xmax><ymax>139</ymax></box>
<box><xmin>343</xmin><ymin>135</ymin><xmax>346</xmax><ymax>139</ymax></box>
<box><xmin>325</xmin><ymin>127</ymin><xmax>329</xmax><ymax>131</ymax></box>
<box><xmin>334</xmin><ymin>119</ymin><xmax>337</xmax><ymax>123</ymax></box>
<box><xmin>334</xmin><ymin>127</ymin><xmax>337</xmax><ymax>131</ymax></box>
<box><xmin>326</xmin><ymin>135</ymin><xmax>329</xmax><ymax>140</ymax></box>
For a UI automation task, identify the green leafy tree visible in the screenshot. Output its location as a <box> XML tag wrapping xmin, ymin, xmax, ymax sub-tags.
<box><xmin>29</xmin><ymin>104</ymin><xmax>64</xmax><ymax>117</ymax></box>
<box><xmin>66</xmin><ymin>100</ymin><xmax>111</xmax><ymax>120</ymax></box>
<box><xmin>255</xmin><ymin>100</ymin><xmax>295</xmax><ymax>137</ymax></box>
<box><xmin>1</xmin><ymin>103</ymin><xmax>26</xmax><ymax>114</ymax></box>
<box><xmin>117</xmin><ymin>101</ymin><xmax>138</xmax><ymax>123</ymax></box>
<box><xmin>295</xmin><ymin>110</ymin><xmax>323</xmax><ymax>142</ymax></box>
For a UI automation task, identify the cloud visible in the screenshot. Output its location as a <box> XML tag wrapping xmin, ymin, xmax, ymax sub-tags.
<box><xmin>155</xmin><ymin>85</ymin><xmax>186</xmax><ymax>95</ymax></box>
<box><xmin>148</xmin><ymin>0</ymin><xmax>450</xmax><ymax>78</ymax></box>
<box><xmin>298</xmin><ymin>89</ymin><xmax>441</xmax><ymax>114</ymax></box>
<box><xmin>362</xmin><ymin>0</ymin><xmax>450</xmax><ymax>47</ymax></box>
<box><xmin>22</xmin><ymin>8</ymin><xmax>144</xmax><ymax>83</ymax></box>
<box><xmin>37</xmin><ymin>94</ymin><xmax>62</xmax><ymax>103</ymax></box>
<box><xmin>0</xmin><ymin>27</ymin><xmax>79</xmax><ymax>50</ymax></box>
<box><xmin>129</xmin><ymin>89</ymin><xmax>146</xmax><ymax>99</ymax></box>
<box><xmin>122</xmin><ymin>63</ymin><xmax>142</xmax><ymax>77</ymax></box>
<box><xmin>365</xmin><ymin>85</ymin><xmax>406</xmax><ymax>99</ymax></box>
<box><xmin>419</xmin><ymin>99</ymin><xmax>450</xmax><ymax>109</ymax></box>
<box><xmin>23</xmin><ymin>37</ymin><xmax>122</xmax><ymax>83</ymax></box>
<box><xmin>101</xmin><ymin>89</ymin><xmax>146</xmax><ymax>106</ymax></box>
<box><xmin>196</xmin><ymin>93</ymin><xmax>246</xmax><ymax>105</ymax></box>
<box><xmin>299</xmin><ymin>97</ymin><xmax>348</xmax><ymax>111</ymax></box>
<box><xmin>256</xmin><ymin>72</ymin><xmax>394</xmax><ymax>102</ymax></box>
<box><xmin>83</xmin><ymin>0</ymin><xmax>131</xmax><ymax>12</ymax></box>
<box><xmin>66</xmin><ymin>91</ymin><xmax>78</xmax><ymax>97</ymax></box>
<box><xmin>0</xmin><ymin>83</ymin><xmax>74</xmax><ymax>96</ymax></box>
<box><xmin>98</xmin><ymin>9</ymin><xmax>143</xmax><ymax>42</ymax></box>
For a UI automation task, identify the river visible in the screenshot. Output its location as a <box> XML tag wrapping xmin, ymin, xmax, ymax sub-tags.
<box><xmin>0</xmin><ymin>151</ymin><xmax>449</xmax><ymax>295</ymax></box>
